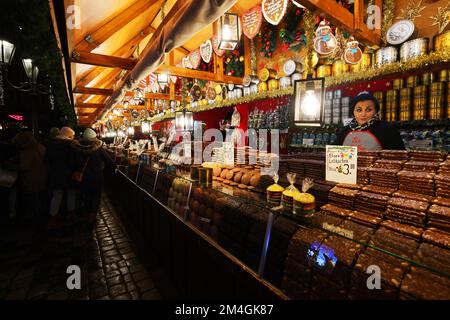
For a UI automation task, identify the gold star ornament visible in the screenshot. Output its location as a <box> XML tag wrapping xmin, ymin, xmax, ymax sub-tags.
<box><xmin>430</xmin><ymin>1</ymin><xmax>450</xmax><ymax>34</ymax></box>
<box><xmin>398</xmin><ymin>0</ymin><xmax>426</xmax><ymax>22</ymax></box>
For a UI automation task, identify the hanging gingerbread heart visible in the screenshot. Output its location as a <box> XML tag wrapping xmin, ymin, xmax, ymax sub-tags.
<box><xmin>182</xmin><ymin>56</ymin><xmax>193</xmax><ymax>69</ymax></box>
<box><xmin>242</xmin><ymin>6</ymin><xmax>263</xmax><ymax>40</ymax></box>
<box><xmin>212</xmin><ymin>34</ymin><xmax>225</xmax><ymax>57</ymax></box>
<box><xmin>262</xmin><ymin>0</ymin><xmax>288</xmax><ymax>26</ymax></box>
<box><xmin>189</xmin><ymin>49</ymin><xmax>201</xmax><ymax>69</ymax></box>
<box><xmin>200</xmin><ymin>40</ymin><xmax>213</xmax><ymax>63</ymax></box>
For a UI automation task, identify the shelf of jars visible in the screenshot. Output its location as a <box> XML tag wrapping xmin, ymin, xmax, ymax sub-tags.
<box><xmin>117</xmin><ymin>142</ymin><xmax>450</xmax><ymax>299</ymax></box>
<box><xmin>148</xmin><ymin>87</ymin><xmax>295</xmax><ymax>123</ymax></box>
<box><xmin>324</xmin><ymin>48</ymin><xmax>450</xmax><ymax>88</ymax></box>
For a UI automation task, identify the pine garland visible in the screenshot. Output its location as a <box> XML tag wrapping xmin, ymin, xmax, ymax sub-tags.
<box><xmin>279</xmin><ymin>4</ymin><xmax>306</xmax><ymax>52</ymax></box>
<box><xmin>257</xmin><ymin>22</ymin><xmax>277</xmax><ymax>58</ymax></box>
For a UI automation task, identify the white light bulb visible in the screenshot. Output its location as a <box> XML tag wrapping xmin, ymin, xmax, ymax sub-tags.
<box><xmin>223</xmin><ymin>26</ymin><xmax>233</xmax><ymax>40</ymax></box>
<box><xmin>301</xmin><ymin>90</ymin><xmax>320</xmax><ymax>117</ymax></box>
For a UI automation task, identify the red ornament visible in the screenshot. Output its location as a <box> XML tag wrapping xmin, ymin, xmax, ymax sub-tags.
<box><xmin>268</xmin><ymin>52</ymin><xmax>272</xmax><ymax>57</ymax></box>
<box><xmin>296</xmin><ymin>10</ymin><xmax>301</xmax><ymax>16</ymax></box>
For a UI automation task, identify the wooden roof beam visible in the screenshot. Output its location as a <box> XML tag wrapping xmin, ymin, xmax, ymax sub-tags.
<box><xmin>74</xmin><ymin>86</ymin><xmax>113</xmax><ymax>96</ymax></box>
<box><xmin>72</xmin><ymin>51</ymin><xmax>136</xmax><ymax>70</ymax></box>
<box><xmin>156</xmin><ymin>65</ymin><xmax>243</xmax><ymax>85</ymax></box>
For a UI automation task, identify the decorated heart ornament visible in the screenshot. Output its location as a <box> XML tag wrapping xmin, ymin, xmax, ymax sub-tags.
<box><xmin>212</xmin><ymin>34</ymin><xmax>225</xmax><ymax>57</ymax></box>
<box><xmin>189</xmin><ymin>49</ymin><xmax>201</xmax><ymax>69</ymax></box>
<box><xmin>182</xmin><ymin>56</ymin><xmax>193</xmax><ymax>69</ymax></box>
<box><xmin>200</xmin><ymin>40</ymin><xmax>213</xmax><ymax>63</ymax></box>
<box><xmin>262</xmin><ymin>0</ymin><xmax>288</xmax><ymax>26</ymax></box>
<box><xmin>242</xmin><ymin>6</ymin><xmax>263</xmax><ymax>40</ymax></box>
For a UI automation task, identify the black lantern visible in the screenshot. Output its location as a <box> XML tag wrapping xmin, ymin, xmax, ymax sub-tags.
<box><xmin>22</xmin><ymin>59</ymin><xmax>39</xmax><ymax>83</ymax></box>
<box><xmin>175</xmin><ymin>109</ymin><xmax>194</xmax><ymax>131</ymax></box>
<box><xmin>157</xmin><ymin>73</ymin><xmax>168</xmax><ymax>89</ymax></box>
<box><xmin>291</xmin><ymin>75</ymin><xmax>325</xmax><ymax>127</ymax></box>
<box><xmin>0</xmin><ymin>40</ymin><xmax>15</xmax><ymax>66</ymax></box>
<box><xmin>217</xmin><ymin>13</ymin><xmax>241</xmax><ymax>50</ymax></box>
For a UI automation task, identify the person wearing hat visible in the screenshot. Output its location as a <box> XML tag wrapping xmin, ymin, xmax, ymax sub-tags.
<box><xmin>46</xmin><ymin>126</ymin><xmax>77</xmax><ymax>229</ymax></box>
<box><xmin>71</xmin><ymin>128</ymin><xmax>115</xmax><ymax>224</ymax></box>
<box><xmin>336</xmin><ymin>91</ymin><xmax>405</xmax><ymax>151</ymax></box>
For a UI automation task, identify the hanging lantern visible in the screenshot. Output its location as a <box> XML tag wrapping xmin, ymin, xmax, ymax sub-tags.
<box><xmin>157</xmin><ymin>73</ymin><xmax>168</xmax><ymax>89</ymax></box>
<box><xmin>22</xmin><ymin>59</ymin><xmax>39</xmax><ymax>83</ymax></box>
<box><xmin>291</xmin><ymin>75</ymin><xmax>325</xmax><ymax>127</ymax></box>
<box><xmin>141</xmin><ymin>121</ymin><xmax>152</xmax><ymax>134</ymax></box>
<box><xmin>175</xmin><ymin>110</ymin><xmax>194</xmax><ymax>131</ymax></box>
<box><xmin>217</xmin><ymin>13</ymin><xmax>241</xmax><ymax>50</ymax></box>
<box><xmin>0</xmin><ymin>40</ymin><xmax>16</xmax><ymax>66</ymax></box>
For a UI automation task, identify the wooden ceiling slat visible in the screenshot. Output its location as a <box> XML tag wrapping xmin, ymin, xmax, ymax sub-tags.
<box><xmin>75</xmin><ymin>0</ymin><xmax>161</xmax><ymax>52</ymax></box>
<box><xmin>74</xmin><ymin>87</ymin><xmax>113</xmax><ymax>96</ymax></box>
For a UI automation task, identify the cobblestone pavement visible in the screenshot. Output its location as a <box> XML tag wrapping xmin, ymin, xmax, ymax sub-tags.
<box><xmin>0</xmin><ymin>194</ymin><xmax>161</xmax><ymax>300</ymax></box>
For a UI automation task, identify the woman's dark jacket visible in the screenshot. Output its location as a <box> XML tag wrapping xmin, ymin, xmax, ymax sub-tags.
<box><xmin>46</xmin><ymin>138</ymin><xmax>76</xmax><ymax>189</ymax></box>
<box><xmin>71</xmin><ymin>139</ymin><xmax>115</xmax><ymax>191</ymax></box>
<box><xmin>336</xmin><ymin>121</ymin><xmax>406</xmax><ymax>150</ymax></box>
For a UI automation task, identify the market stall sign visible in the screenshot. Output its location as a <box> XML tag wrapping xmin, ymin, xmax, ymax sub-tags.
<box><xmin>189</xmin><ymin>49</ymin><xmax>201</xmax><ymax>69</ymax></box>
<box><xmin>200</xmin><ymin>40</ymin><xmax>213</xmax><ymax>63</ymax></box>
<box><xmin>262</xmin><ymin>0</ymin><xmax>288</xmax><ymax>26</ymax></box>
<box><xmin>242</xmin><ymin>6</ymin><xmax>263</xmax><ymax>39</ymax></box>
<box><xmin>212</xmin><ymin>34</ymin><xmax>225</xmax><ymax>57</ymax></box>
<box><xmin>325</xmin><ymin>145</ymin><xmax>357</xmax><ymax>184</ymax></box>
<box><xmin>223</xmin><ymin>142</ymin><xmax>234</xmax><ymax>166</ymax></box>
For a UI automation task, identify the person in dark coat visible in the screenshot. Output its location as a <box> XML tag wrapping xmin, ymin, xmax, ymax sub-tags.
<box><xmin>46</xmin><ymin>126</ymin><xmax>77</xmax><ymax>229</ymax></box>
<box><xmin>72</xmin><ymin>128</ymin><xmax>115</xmax><ymax>224</ymax></box>
<box><xmin>12</xmin><ymin>131</ymin><xmax>47</xmax><ymax>218</ymax></box>
<box><xmin>336</xmin><ymin>91</ymin><xmax>405</xmax><ymax>151</ymax></box>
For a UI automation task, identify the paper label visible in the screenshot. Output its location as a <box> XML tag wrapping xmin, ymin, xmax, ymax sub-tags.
<box><xmin>325</xmin><ymin>145</ymin><xmax>358</xmax><ymax>184</ymax></box>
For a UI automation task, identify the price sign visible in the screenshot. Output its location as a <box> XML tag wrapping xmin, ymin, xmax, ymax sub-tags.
<box><xmin>223</xmin><ymin>142</ymin><xmax>234</xmax><ymax>166</ymax></box>
<box><xmin>325</xmin><ymin>145</ymin><xmax>357</xmax><ymax>184</ymax></box>
<box><xmin>303</xmin><ymin>138</ymin><xmax>314</xmax><ymax>146</ymax></box>
<box><xmin>152</xmin><ymin>136</ymin><xmax>159</xmax><ymax>152</ymax></box>
<box><xmin>408</xmin><ymin>139</ymin><xmax>433</xmax><ymax>150</ymax></box>
<box><xmin>222</xmin><ymin>187</ymin><xmax>234</xmax><ymax>196</ymax></box>
<box><xmin>183</xmin><ymin>142</ymin><xmax>191</xmax><ymax>163</ymax></box>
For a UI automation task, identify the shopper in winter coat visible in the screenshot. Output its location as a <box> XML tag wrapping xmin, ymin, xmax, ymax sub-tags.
<box><xmin>72</xmin><ymin>128</ymin><xmax>115</xmax><ymax>224</ymax></box>
<box><xmin>12</xmin><ymin>131</ymin><xmax>47</xmax><ymax>217</ymax></box>
<box><xmin>46</xmin><ymin>126</ymin><xmax>77</xmax><ymax>229</ymax></box>
<box><xmin>336</xmin><ymin>91</ymin><xmax>405</xmax><ymax>151</ymax></box>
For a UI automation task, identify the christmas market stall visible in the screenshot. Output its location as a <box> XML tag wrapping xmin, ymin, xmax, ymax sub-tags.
<box><xmin>59</xmin><ymin>0</ymin><xmax>450</xmax><ymax>299</ymax></box>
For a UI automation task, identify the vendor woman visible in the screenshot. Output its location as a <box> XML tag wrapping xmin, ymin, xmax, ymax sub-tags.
<box><xmin>336</xmin><ymin>91</ymin><xmax>405</xmax><ymax>151</ymax></box>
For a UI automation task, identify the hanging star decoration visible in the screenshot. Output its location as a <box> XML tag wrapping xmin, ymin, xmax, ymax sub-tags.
<box><xmin>430</xmin><ymin>1</ymin><xmax>450</xmax><ymax>34</ymax></box>
<box><xmin>398</xmin><ymin>0</ymin><xmax>426</xmax><ymax>22</ymax></box>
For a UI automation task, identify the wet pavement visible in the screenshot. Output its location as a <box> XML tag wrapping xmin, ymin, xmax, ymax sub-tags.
<box><xmin>0</xmin><ymin>194</ymin><xmax>161</xmax><ymax>300</ymax></box>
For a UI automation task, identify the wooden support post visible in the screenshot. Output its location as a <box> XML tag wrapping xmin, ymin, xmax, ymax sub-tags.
<box><xmin>243</xmin><ymin>36</ymin><xmax>251</xmax><ymax>77</ymax></box>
